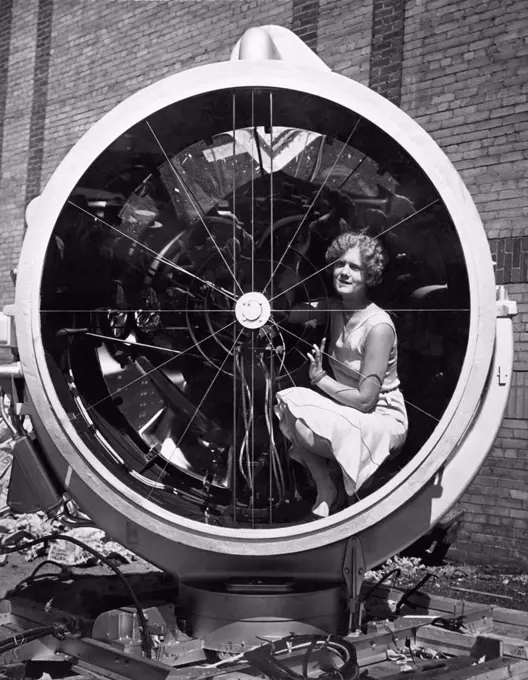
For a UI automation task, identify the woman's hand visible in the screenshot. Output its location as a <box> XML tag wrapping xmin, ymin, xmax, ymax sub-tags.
<box><xmin>307</xmin><ymin>337</ymin><xmax>327</xmax><ymax>382</ymax></box>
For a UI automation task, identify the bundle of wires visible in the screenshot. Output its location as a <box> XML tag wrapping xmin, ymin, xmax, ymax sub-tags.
<box><xmin>0</xmin><ymin>533</ymin><xmax>152</xmax><ymax>658</ymax></box>
<box><xmin>0</xmin><ymin>625</ymin><xmax>57</xmax><ymax>655</ymax></box>
<box><xmin>243</xmin><ymin>634</ymin><xmax>360</xmax><ymax>680</ymax></box>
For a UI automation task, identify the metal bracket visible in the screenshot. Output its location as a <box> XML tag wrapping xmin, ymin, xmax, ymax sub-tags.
<box><xmin>230</xmin><ymin>25</ymin><xmax>331</xmax><ymax>72</ymax></box>
<box><xmin>496</xmin><ymin>285</ymin><xmax>517</xmax><ymax>318</ymax></box>
<box><xmin>342</xmin><ymin>536</ymin><xmax>365</xmax><ymax>634</ymax></box>
<box><xmin>0</xmin><ymin>362</ymin><xmax>23</xmax><ymax>395</ymax></box>
<box><xmin>0</xmin><ymin>308</ymin><xmax>17</xmax><ymax>349</ymax></box>
<box><xmin>497</xmin><ymin>363</ymin><xmax>510</xmax><ymax>386</ymax></box>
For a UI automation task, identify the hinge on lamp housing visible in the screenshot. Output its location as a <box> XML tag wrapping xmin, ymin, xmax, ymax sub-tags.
<box><xmin>496</xmin><ymin>285</ymin><xmax>517</xmax><ymax>318</ymax></box>
<box><xmin>0</xmin><ymin>305</ymin><xmax>17</xmax><ymax>350</ymax></box>
<box><xmin>495</xmin><ymin>286</ymin><xmax>516</xmax><ymax>386</ymax></box>
<box><xmin>497</xmin><ymin>365</ymin><xmax>510</xmax><ymax>386</ymax></box>
<box><xmin>0</xmin><ymin>305</ymin><xmax>29</xmax><ymax>414</ymax></box>
<box><xmin>342</xmin><ymin>536</ymin><xmax>365</xmax><ymax>634</ymax></box>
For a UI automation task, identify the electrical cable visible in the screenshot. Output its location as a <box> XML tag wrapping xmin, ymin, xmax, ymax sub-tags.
<box><xmin>58</xmin><ymin>514</ymin><xmax>97</xmax><ymax>529</ymax></box>
<box><xmin>0</xmin><ymin>626</ymin><xmax>55</xmax><ymax>654</ymax></box>
<box><xmin>237</xmin><ymin>353</ymin><xmax>253</xmax><ymax>490</ymax></box>
<box><xmin>11</xmin><ymin>559</ymin><xmax>76</xmax><ymax>595</ymax></box>
<box><xmin>0</xmin><ymin>618</ymin><xmax>82</xmax><ymax>656</ymax></box>
<box><xmin>301</xmin><ymin>637</ymin><xmax>318</xmax><ymax>679</ymax></box>
<box><xmin>0</xmin><ymin>388</ymin><xmax>23</xmax><ymax>437</ymax></box>
<box><xmin>259</xmin><ymin>354</ymin><xmax>286</xmax><ymax>502</ymax></box>
<box><xmin>0</xmin><ymin>618</ymin><xmax>83</xmax><ymax>655</ymax></box>
<box><xmin>53</xmin><ymin>497</ymin><xmax>97</xmax><ymax>529</ymax></box>
<box><xmin>0</xmin><ymin>533</ymin><xmax>152</xmax><ymax>658</ymax></box>
<box><xmin>243</xmin><ymin>634</ymin><xmax>360</xmax><ymax>680</ymax></box>
<box><xmin>361</xmin><ymin>568</ymin><xmax>401</xmax><ymax>602</ymax></box>
<box><xmin>0</xmin><ymin>458</ymin><xmax>12</xmax><ymax>484</ymax></box>
<box><xmin>395</xmin><ymin>572</ymin><xmax>437</xmax><ymax>613</ymax></box>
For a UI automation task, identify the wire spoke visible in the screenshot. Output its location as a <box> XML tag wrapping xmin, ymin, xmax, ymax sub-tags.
<box><xmin>231</xmin><ymin>92</ymin><xmax>238</xmax><ymax>520</ymax></box>
<box><xmin>272</xmin><ymin>319</ymin><xmax>441</xmax><ymax>423</ymax></box>
<box><xmin>251</xmin><ymin>95</ymin><xmax>256</xmax><ymax>292</ymax></box>
<box><xmin>382</xmin><ymin>308</ymin><xmax>470</xmax><ymax>312</ymax></box>
<box><xmin>72</xmin><ymin>319</ymin><xmax>237</xmax><ymax>418</ymax></box>
<box><xmin>270</xmin><ymin>308</ymin><xmax>470</xmax><ymax>313</ymax></box>
<box><xmin>272</xmin><ymin>344</ymin><xmax>297</xmax><ymax>388</ymax></box>
<box><xmin>265</xmin><ymin>201</ymin><xmax>441</xmax><ymax>311</ymax></box>
<box><xmin>269</xmin><ymin>92</ymin><xmax>274</xmax><ymax>308</ymax></box>
<box><xmin>85</xmin><ymin>332</ymin><xmax>185</xmax><ymax>354</ymax></box>
<box><xmin>268</xmin><ymin>260</ymin><xmax>335</xmax><ymax>303</ymax></box>
<box><xmin>337</xmin><ymin>154</ymin><xmax>367</xmax><ymax>190</ymax></box>
<box><xmin>262</xmin><ymin>118</ymin><xmax>362</xmax><ymax>296</ymax></box>
<box><xmin>146</xmin><ymin>120</ymin><xmax>244</xmax><ymax>295</ymax></box>
<box><xmin>147</xmin><ymin>328</ymin><xmax>244</xmax><ymax>499</ymax></box>
<box><xmin>279</xmin><ymin>360</ymin><xmax>297</xmax><ymax>388</ymax></box>
<box><xmin>268</xmin><ymin>199</ymin><xmax>442</xmax><ymax>306</ymax></box>
<box><xmin>67</xmin><ymin>201</ymin><xmax>237</xmax><ymax>302</ymax></box>
<box><xmin>269</xmin><ymin>96</ymin><xmax>275</xmax><ymax>515</ymax></box>
<box><xmin>375</xmin><ymin>198</ymin><xmax>440</xmax><ymax>240</ymax></box>
<box><xmin>268</xmin><ymin>266</ymin><xmax>468</xmax><ymax>313</ymax></box>
<box><xmin>43</xmin><ymin>308</ymin><xmax>234</xmax><ymax>313</ymax></box>
<box><xmin>260</xmin><ymin>326</ymin><xmax>289</xmax><ymax>383</ymax></box>
<box><xmin>250</xmin><ymin>92</ymin><xmax>256</xmax><ymax>524</ymax></box>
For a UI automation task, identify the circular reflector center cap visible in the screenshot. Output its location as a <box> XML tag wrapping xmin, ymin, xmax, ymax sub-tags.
<box><xmin>235</xmin><ymin>292</ymin><xmax>271</xmax><ymax>329</ymax></box>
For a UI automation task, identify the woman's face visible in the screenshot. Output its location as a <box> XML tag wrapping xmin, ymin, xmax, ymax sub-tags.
<box><xmin>332</xmin><ymin>246</ymin><xmax>367</xmax><ymax>300</ymax></box>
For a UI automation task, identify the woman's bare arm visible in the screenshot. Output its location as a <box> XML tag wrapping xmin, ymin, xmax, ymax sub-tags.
<box><xmin>315</xmin><ymin>324</ymin><xmax>394</xmax><ymax>412</ymax></box>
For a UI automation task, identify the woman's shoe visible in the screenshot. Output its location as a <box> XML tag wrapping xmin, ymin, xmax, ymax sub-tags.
<box><xmin>311</xmin><ymin>483</ymin><xmax>349</xmax><ymax>519</ymax></box>
<box><xmin>311</xmin><ymin>499</ymin><xmax>332</xmax><ymax>519</ymax></box>
<box><xmin>311</xmin><ymin>485</ymin><xmax>338</xmax><ymax>519</ymax></box>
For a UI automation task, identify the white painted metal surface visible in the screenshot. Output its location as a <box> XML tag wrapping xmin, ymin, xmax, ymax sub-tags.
<box><xmin>7</xmin><ymin>28</ymin><xmax>509</xmax><ymax>576</ymax></box>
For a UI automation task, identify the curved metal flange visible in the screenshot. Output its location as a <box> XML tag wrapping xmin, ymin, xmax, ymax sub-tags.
<box><xmin>13</xmin><ymin>52</ymin><xmax>498</xmax><ymax>569</ymax></box>
<box><xmin>358</xmin><ymin>307</ymin><xmax>515</xmax><ymax>568</ymax></box>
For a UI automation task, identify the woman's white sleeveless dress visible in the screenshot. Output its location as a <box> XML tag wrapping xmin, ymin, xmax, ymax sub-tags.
<box><xmin>275</xmin><ymin>303</ymin><xmax>408</xmax><ymax>496</ymax></box>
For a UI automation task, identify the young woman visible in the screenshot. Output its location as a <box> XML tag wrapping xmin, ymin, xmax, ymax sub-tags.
<box><xmin>275</xmin><ymin>231</ymin><xmax>408</xmax><ymax>518</ymax></box>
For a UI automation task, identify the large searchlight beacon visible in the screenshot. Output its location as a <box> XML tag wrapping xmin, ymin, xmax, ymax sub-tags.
<box><xmin>0</xmin><ymin>26</ymin><xmax>516</xmax><ymax>645</ymax></box>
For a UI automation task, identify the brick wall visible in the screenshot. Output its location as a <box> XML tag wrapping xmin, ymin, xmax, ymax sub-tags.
<box><xmin>401</xmin><ymin>0</ymin><xmax>528</xmax><ymax>565</ymax></box>
<box><xmin>0</xmin><ymin>0</ymin><xmax>14</xmax><ymax>181</ymax></box>
<box><xmin>0</xmin><ymin>0</ymin><xmax>527</xmax><ymax>564</ymax></box>
<box><xmin>317</xmin><ymin>0</ymin><xmax>373</xmax><ymax>84</ymax></box>
<box><xmin>292</xmin><ymin>0</ymin><xmax>320</xmax><ymax>52</ymax></box>
<box><xmin>25</xmin><ymin>0</ymin><xmax>53</xmax><ymax>207</ymax></box>
<box><xmin>369</xmin><ymin>0</ymin><xmax>406</xmax><ymax>104</ymax></box>
<box><xmin>0</xmin><ymin>0</ymin><xmax>38</xmax><ymax>312</ymax></box>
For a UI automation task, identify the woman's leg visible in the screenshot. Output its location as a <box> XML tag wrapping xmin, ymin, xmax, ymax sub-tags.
<box><xmin>290</xmin><ymin>420</ymin><xmax>338</xmax><ymax>518</ymax></box>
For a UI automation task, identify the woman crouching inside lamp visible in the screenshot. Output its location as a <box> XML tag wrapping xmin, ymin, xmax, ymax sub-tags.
<box><xmin>275</xmin><ymin>231</ymin><xmax>408</xmax><ymax>518</ymax></box>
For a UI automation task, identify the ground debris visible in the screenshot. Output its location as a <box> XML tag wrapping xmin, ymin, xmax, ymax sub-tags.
<box><xmin>364</xmin><ymin>555</ymin><xmax>528</xmax><ymax>613</ymax></box>
<box><xmin>46</xmin><ymin>527</ymin><xmax>141</xmax><ymax>566</ymax></box>
<box><xmin>1</xmin><ymin>506</ymin><xmax>144</xmax><ymax>568</ymax></box>
<box><xmin>0</xmin><ymin>437</ymin><xmax>143</xmax><ymax>568</ymax></box>
<box><xmin>0</xmin><ymin>431</ymin><xmax>152</xmax><ymax>572</ymax></box>
<box><xmin>1</xmin><ymin>518</ymin><xmax>146</xmax><ymax>566</ymax></box>
<box><xmin>0</xmin><ymin>436</ymin><xmax>13</xmax><ymax>511</ymax></box>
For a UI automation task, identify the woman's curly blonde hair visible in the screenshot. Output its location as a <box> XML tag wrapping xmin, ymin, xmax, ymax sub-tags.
<box><xmin>325</xmin><ymin>231</ymin><xmax>387</xmax><ymax>287</ymax></box>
